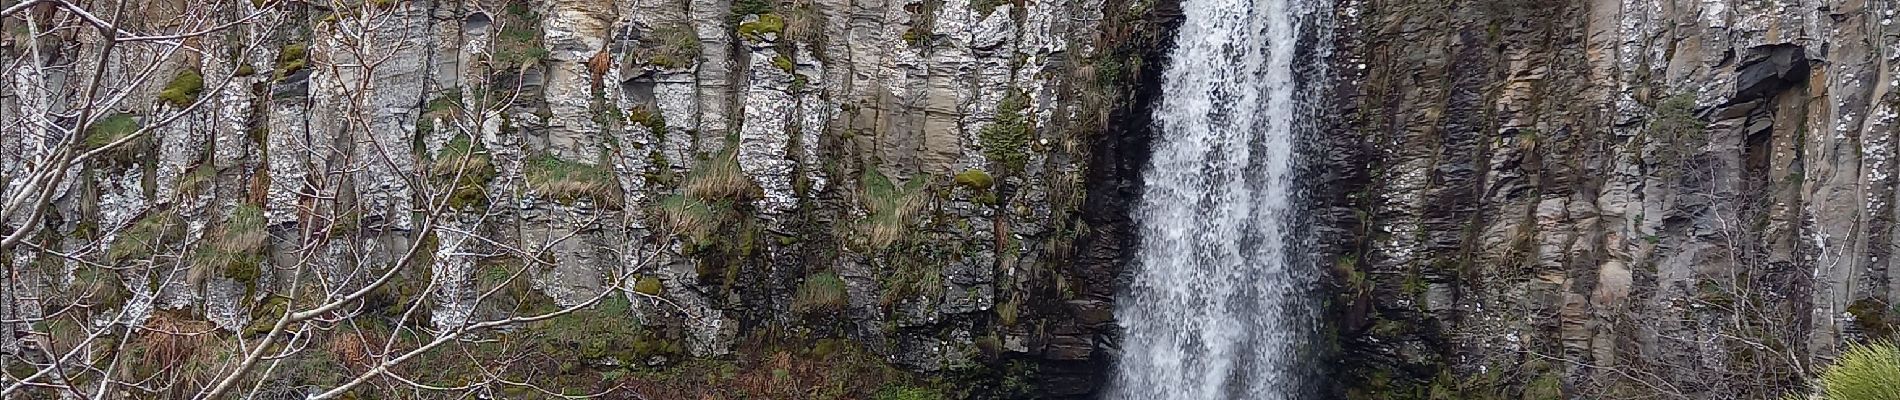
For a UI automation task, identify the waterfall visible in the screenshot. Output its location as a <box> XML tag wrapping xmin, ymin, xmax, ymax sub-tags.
<box><xmin>1110</xmin><ymin>0</ymin><xmax>1329</xmax><ymax>397</ymax></box>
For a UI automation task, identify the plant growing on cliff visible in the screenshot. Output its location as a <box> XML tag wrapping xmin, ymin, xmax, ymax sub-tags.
<box><xmin>981</xmin><ymin>89</ymin><xmax>1034</xmax><ymax>173</ymax></box>
<box><xmin>859</xmin><ymin>167</ymin><xmax>929</xmax><ymax>250</ymax></box>
<box><xmin>793</xmin><ymin>271</ymin><xmax>849</xmax><ymax>313</ymax></box>
<box><xmin>640</xmin><ymin>24</ymin><xmax>702</xmax><ymax>69</ymax></box>
<box><xmin>525</xmin><ymin>152</ymin><xmax>623</xmax><ymax>209</ymax></box>
<box><xmin>191</xmin><ymin>204</ymin><xmax>269</xmax><ymax>286</ymax></box>
<box><xmin>1811</xmin><ymin>341</ymin><xmax>1900</xmax><ymax>400</ymax></box>
<box><xmin>428</xmin><ymin>134</ymin><xmax>497</xmax><ymax>209</ymax></box>
<box><xmin>158</xmin><ymin>69</ymin><xmax>206</xmax><ymax>108</ymax></box>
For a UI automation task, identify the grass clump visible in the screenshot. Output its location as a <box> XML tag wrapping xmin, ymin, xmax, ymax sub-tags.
<box><xmin>640</xmin><ymin>24</ymin><xmax>701</xmax><ymax>69</ymax></box>
<box><xmin>522</xmin><ymin>296</ymin><xmax>681</xmax><ymax>362</ymax></box>
<box><xmin>524</xmin><ymin>152</ymin><xmax>622</xmax><ymax>209</ymax></box>
<box><xmin>429</xmin><ymin>134</ymin><xmax>497</xmax><ymax>209</ymax></box>
<box><xmin>737</xmin><ymin>13</ymin><xmax>785</xmax><ymax>41</ymax></box>
<box><xmin>158</xmin><ymin>69</ymin><xmax>205</xmax><ymax>108</ymax></box>
<box><xmin>491</xmin><ymin>1</ymin><xmax>548</xmax><ymax>67</ymax></box>
<box><xmin>109</xmin><ymin>211</ymin><xmax>187</xmax><ymax>264</ymax></box>
<box><xmin>1814</xmin><ymin>341</ymin><xmax>1900</xmax><ymax>400</ymax></box>
<box><xmin>792</xmin><ymin>271</ymin><xmax>848</xmax><ymax>313</ymax></box>
<box><xmin>858</xmin><ymin>167</ymin><xmax>928</xmax><ymax>250</ymax></box>
<box><xmin>683</xmin><ymin>150</ymin><xmax>761</xmax><ymax>201</ymax></box>
<box><xmin>980</xmin><ymin>90</ymin><xmax>1033</xmax><ymax>173</ymax></box>
<box><xmin>192</xmin><ymin>204</ymin><xmax>268</xmax><ymax>285</ymax></box>
<box><xmin>84</xmin><ymin>113</ymin><xmax>149</xmax><ymax>166</ymax></box>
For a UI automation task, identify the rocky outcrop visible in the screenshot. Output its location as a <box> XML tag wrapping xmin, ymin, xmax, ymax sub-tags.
<box><xmin>0</xmin><ymin>0</ymin><xmax>1177</xmax><ymax>396</ymax></box>
<box><xmin>1328</xmin><ymin>0</ymin><xmax>1900</xmax><ymax>398</ymax></box>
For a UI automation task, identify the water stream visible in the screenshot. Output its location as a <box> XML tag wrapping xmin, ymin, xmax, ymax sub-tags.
<box><xmin>1110</xmin><ymin>0</ymin><xmax>1329</xmax><ymax>397</ymax></box>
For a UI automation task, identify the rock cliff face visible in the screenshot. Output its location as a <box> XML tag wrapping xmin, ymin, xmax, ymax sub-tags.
<box><xmin>0</xmin><ymin>0</ymin><xmax>1175</xmax><ymax>396</ymax></box>
<box><xmin>1328</xmin><ymin>0</ymin><xmax>1900</xmax><ymax>398</ymax></box>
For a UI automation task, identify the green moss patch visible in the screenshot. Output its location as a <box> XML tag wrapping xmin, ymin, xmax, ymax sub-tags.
<box><xmin>158</xmin><ymin>69</ymin><xmax>205</xmax><ymax>108</ymax></box>
<box><xmin>737</xmin><ymin>13</ymin><xmax>785</xmax><ymax>41</ymax></box>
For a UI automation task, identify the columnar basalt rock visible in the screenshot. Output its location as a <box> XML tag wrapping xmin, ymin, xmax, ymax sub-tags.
<box><xmin>0</xmin><ymin>0</ymin><xmax>1173</xmax><ymax>396</ymax></box>
<box><xmin>1329</xmin><ymin>0</ymin><xmax>1900</xmax><ymax>398</ymax></box>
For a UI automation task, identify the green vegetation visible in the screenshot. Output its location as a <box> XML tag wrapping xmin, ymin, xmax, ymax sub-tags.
<box><xmin>901</xmin><ymin>0</ymin><xmax>941</xmax><ymax>47</ymax></box>
<box><xmin>793</xmin><ymin>271</ymin><xmax>848</xmax><ymax>313</ymax></box>
<box><xmin>429</xmin><ymin>134</ymin><xmax>497</xmax><ymax>209</ymax></box>
<box><xmin>1847</xmin><ymin>298</ymin><xmax>1893</xmax><ymax>340</ymax></box>
<box><xmin>954</xmin><ymin>168</ymin><xmax>993</xmax><ymax>190</ymax></box>
<box><xmin>274</xmin><ymin>43</ymin><xmax>308</xmax><ymax>83</ymax></box>
<box><xmin>859</xmin><ymin>167</ymin><xmax>928</xmax><ymax>250</ymax></box>
<box><xmin>627</xmin><ymin>105</ymin><xmax>669</xmax><ymax>136</ymax></box>
<box><xmin>641</xmin><ymin>24</ymin><xmax>702</xmax><ymax>69</ymax></box>
<box><xmin>1814</xmin><ymin>341</ymin><xmax>1900</xmax><ymax>400</ymax></box>
<box><xmin>876</xmin><ymin>385</ymin><xmax>945</xmax><ymax>400</ymax></box>
<box><xmin>524</xmin><ymin>152</ymin><xmax>622</xmax><ymax>209</ymax></box>
<box><xmin>158</xmin><ymin>69</ymin><xmax>205</xmax><ymax>108</ymax></box>
<box><xmin>635</xmin><ymin>276</ymin><xmax>665</xmax><ymax>296</ymax></box>
<box><xmin>523</xmin><ymin>296</ymin><xmax>682</xmax><ymax>362</ymax></box>
<box><xmin>737</xmin><ymin>13</ymin><xmax>785</xmax><ymax>41</ymax></box>
<box><xmin>731</xmin><ymin>0</ymin><xmax>775</xmax><ymax>19</ymax></box>
<box><xmin>84</xmin><ymin>113</ymin><xmax>148</xmax><ymax>166</ymax></box>
<box><xmin>772</xmin><ymin>53</ymin><xmax>795</xmax><ymax>72</ymax></box>
<box><xmin>192</xmin><ymin>204</ymin><xmax>269</xmax><ymax>285</ymax></box>
<box><xmin>492</xmin><ymin>1</ymin><xmax>548</xmax><ymax>67</ymax></box>
<box><xmin>1647</xmin><ymin>93</ymin><xmax>1706</xmax><ymax>174</ymax></box>
<box><xmin>981</xmin><ymin>90</ymin><xmax>1034</xmax><ymax>173</ymax></box>
<box><xmin>109</xmin><ymin>211</ymin><xmax>186</xmax><ymax>263</ymax></box>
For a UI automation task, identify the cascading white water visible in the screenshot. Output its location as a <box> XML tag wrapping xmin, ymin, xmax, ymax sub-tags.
<box><xmin>1111</xmin><ymin>0</ymin><xmax>1326</xmax><ymax>397</ymax></box>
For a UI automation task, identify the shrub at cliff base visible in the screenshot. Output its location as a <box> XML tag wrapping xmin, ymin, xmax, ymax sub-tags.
<box><xmin>1812</xmin><ymin>341</ymin><xmax>1900</xmax><ymax>400</ymax></box>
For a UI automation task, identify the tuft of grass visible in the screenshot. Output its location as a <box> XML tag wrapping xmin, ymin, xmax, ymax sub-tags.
<box><xmin>192</xmin><ymin>204</ymin><xmax>268</xmax><ymax>285</ymax></box>
<box><xmin>158</xmin><ymin>69</ymin><xmax>205</xmax><ymax>108</ymax></box>
<box><xmin>641</xmin><ymin>24</ymin><xmax>702</xmax><ymax>69</ymax></box>
<box><xmin>524</xmin><ymin>152</ymin><xmax>622</xmax><ymax>209</ymax></box>
<box><xmin>109</xmin><ymin>211</ymin><xmax>187</xmax><ymax>263</ymax></box>
<box><xmin>1816</xmin><ymin>341</ymin><xmax>1900</xmax><ymax>400</ymax></box>
<box><xmin>980</xmin><ymin>89</ymin><xmax>1034</xmax><ymax>173</ymax></box>
<box><xmin>737</xmin><ymin>13</ymin><xmax>785</xmax><ymax>40</ymax></box>
<box><xmin>995</xmin><ymin>295</ymin><xmax>1019</xmax><ymax>325</ymax></box>
<box><xmin>84</xmin><ymin>113</ymin><xmax>148</xmax><ymax>166</ymax></box>
<box><xmin>657</xmin><ymin>194</ymin><xmax>736</xmax><ymax>243</ymax></box>
<box><xmin>859</xmin><ymin>167</ymin><xmax>928</xmax><ymax>250</ymax></box>
<box><xmin>875</xmin><ymin>384</ymin><xmax>944</xmax><ymax>400</ymax></box>
<box><xmin>792</xmin><ymin>272</ymin><xmax>848</xmax><ymax>313</ymax></box>
<box><xmin>683</xmin><ymin>150</ymin><xmax>761</xmax><ymax>201</ymax></box>
<box><xmin>781</xmin><ymin>4</ymin><xmax>824</xmax><ymax>44</ymax></box>
<box><xmin>429</xmin><ymin>134</ymin><xmax>498</xmax><ymax>209</ymax></box>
